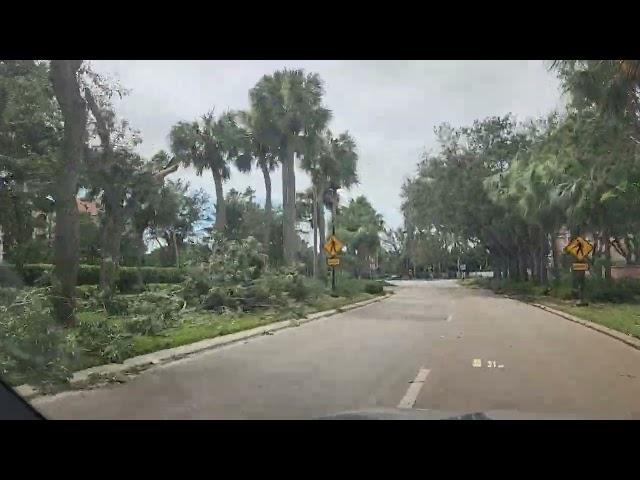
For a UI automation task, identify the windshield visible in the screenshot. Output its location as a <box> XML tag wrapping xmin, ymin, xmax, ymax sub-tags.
<box><xmin>1</xmin><ymin>60</ymin><xmax>639</xmax><ymax>419</ymax></box>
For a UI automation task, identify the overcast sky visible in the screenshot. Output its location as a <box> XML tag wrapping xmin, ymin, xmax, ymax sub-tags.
<box><xmin>90</xmin><ymin>60</ymin><xmax>563</xmax><ymax>228</ymax></box>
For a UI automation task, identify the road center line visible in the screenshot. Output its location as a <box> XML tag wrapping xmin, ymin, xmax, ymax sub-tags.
<box><xmin>397</xmin><ymin>368</ymin><xmax>431</xmax><ymax>409</ymax></box>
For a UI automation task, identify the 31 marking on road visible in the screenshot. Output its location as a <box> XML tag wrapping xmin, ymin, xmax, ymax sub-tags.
<box><xmin>397</xmin><ymin>368</ymin><xmax>431</xmax><ymax>409</ymax></box>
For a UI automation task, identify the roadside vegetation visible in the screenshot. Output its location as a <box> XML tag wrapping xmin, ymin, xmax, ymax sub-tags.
<box><xmin>0</xmin><ymin>61</ymin><xmax>389</xmax><ymax>390</ymax></box>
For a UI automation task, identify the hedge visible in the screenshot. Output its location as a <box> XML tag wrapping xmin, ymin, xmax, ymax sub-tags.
<box><xmin>0</xmin><ymin>264</ymin><xmax>184</xmax><ymax>288</ymax></box>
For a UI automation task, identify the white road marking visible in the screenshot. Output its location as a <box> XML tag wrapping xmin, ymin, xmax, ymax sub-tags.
<box><xmin>397</xmin><ymin>368</ymin><xmax>431</xmax><ymax>409</ymax></box>
<box><xmin>446</xmin><ymin>314</ymin><xmax>453</xmax><ymax>322</ymax></box>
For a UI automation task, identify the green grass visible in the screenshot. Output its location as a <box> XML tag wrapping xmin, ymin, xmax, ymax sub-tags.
<box><xmin>541</xmin><ymin>300</ymin><xmax>640</xmax><ymax>339</ymax></box>
<box><xmin>131</xmin><ymin>312</ymin><xmax>275</xmax><ymax>355</ymax></box>
<box><xmin>130</xmin><ymin>292</ymin><xmax>377</xmax><ymax>355</ymax></box>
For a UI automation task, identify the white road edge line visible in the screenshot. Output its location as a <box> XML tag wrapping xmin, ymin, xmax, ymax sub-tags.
<box><xmin>397</xmin><ymin>368</ymin><xmax>431</xmax><ymax>409</ymax></box>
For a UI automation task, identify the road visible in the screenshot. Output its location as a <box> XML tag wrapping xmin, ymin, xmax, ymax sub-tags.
<box><xmin>33</xmin><ymin>280</ymin><xmax>640</xmax><ymax>419</ymax></box>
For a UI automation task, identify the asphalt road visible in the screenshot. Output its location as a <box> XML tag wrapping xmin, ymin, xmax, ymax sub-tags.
<box><xmin>33</xmin><ymin>280</ymin><xmax>640</xmax><ymax>419</ymax></box>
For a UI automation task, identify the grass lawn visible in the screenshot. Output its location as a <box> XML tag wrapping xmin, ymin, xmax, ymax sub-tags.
<box><xmin>69</xmin><ymin>291</ymin><xmax>378</xmax><ymax>370</ymax></box>
<box><xmin>131</xmin><ymin>292</ymin><xmax>375</xmax><ymax>356</ymax></box>
<box><xmin>1</xmin><ymin>279</ymin><xmax>385</xmax><ymax>387</ymax></box>
<box><xmin>541</xmin><ymin>300</ymin><xmax>640</xmax><ymax>340</ymax></box>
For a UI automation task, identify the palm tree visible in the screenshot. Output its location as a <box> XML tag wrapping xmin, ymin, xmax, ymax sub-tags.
<box><xmin>301</xmin><ymin>130</ymin><xmax>359</xmax><ymax>277</ymax></box>
<box><xmin>237</xmin><ymin>109</ymin><xmax>279</xmax><ymax>247</ymax></box>
<box><xmin>248</xmin><ymin>69</ymin><xmax>331</xmax><ymax>264</ymax></box>
<box><xmin>169</xmin><ymin>110</ymin><xmax>251</xmax><ymax>234</ymax></box>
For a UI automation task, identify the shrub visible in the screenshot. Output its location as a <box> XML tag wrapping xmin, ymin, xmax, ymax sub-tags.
<box><xmin>0</xmin><ymin>287</ymin><xmax>20</xmax><ymax>306</ymax></box>
<box><xmin>0</xmin><ymin>265</ymin><xmax>25</xmax><ymax>287</ymax></box>
<box><xmin>364</xmin><ymin>281</ymin><xmax>384</xmax><ymax>294</ymax></box>
<box><xmin>288</xmin><ymin>276</ymin><xmax>310</xmax><ymax>301</ymax></box>
<box><xmin>0</xmin><ymin>289</ymin><xmax>71</xmax><ymax>386</ymax></box>
<box><xmin>585</xmin><ymin>277</ymin><xmax>637</xmax><ymax>303</ymax></box>
<box><xmin>73</xmin><ymin>317</ymin><xmax>133</xmax><ymax>364</ymax></box>
<box><xmin>333</xmin><ymin>277</ymin><xmax>367</xmax><ymax>297</ymax></box>
<box><xmin>16</xmin><ymin>264</ymin><xmax>184</xmax><ymax>288</ymax></box>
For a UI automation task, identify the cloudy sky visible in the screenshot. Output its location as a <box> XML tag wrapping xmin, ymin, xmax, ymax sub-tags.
<box><xmin>91</xmin><ymin>60</ymin><xmax>564</xmax><ymax>228</ymax></box>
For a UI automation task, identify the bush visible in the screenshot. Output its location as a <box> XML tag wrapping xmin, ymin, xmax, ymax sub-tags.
<box><xmin>333</xmin><ymin>277</ymin><xmax>367</xmax><ymax>297</ymax></box>
<box><xmin>364</xmin><ymin>281</ymin><xmax>384</xmax><ymax>294</ymax></box>
<box><xmin>0</xmin><ymin>265</ymin><xmax>25</xmax><ymax>287</ymax></box>
<box><xmin>72</xmin><ymin>317</ymin><xmax>133</xmax><ymax>364</ymax></box>
<box><xmin>585</xmin><ymin>277</ymin><xmax>637</xmax><ymax>303</ymax></box>
<box><xmin>14</xmin><ymin>264</ymin><xmax>185</xmax><ymax>288</ymax></box>
<box><xmin>0</xmin><ymin>287</ymin><xmax>20</xmax><ymax>306</ymax></box>
<box><xmin>288</xmin><ymin>276</ymin><xmax>310</xmax><ymax>301</ymax></box>
<box><xmin>0</xmin><ymin>289</ymin><xmax>71</xmax><ymax>386</ymax></box>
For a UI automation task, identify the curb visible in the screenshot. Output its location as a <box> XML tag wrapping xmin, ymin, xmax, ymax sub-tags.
<box><xmin>529</xmin><ymin>302</ymin><xmax>640</xmax><ymax>351</ymax></box>
<box><xmin>458</xmin><ymin>284</ymin><xmax>640</xmax><ymax>352</ymax></box>
<box><xmin>18</xmin><ymin>292</ymin><xmax>393</xmax><ymax>401</ymax></box>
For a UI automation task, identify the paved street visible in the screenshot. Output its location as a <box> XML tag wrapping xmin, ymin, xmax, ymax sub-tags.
<box><xmin>33</xmin><ymin>280</ymin><xmax>640</xmax><ymax>419</ymax></box>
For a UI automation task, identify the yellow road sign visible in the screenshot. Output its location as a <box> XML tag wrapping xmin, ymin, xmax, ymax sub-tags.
<box><xmin>572</xmin><ymin>262</ymin><xmax>589</xmax><ymax>271</ymax></box>
<box><xmin>327</xmin><ymin>256</ymin><xmax>340</xmax><ymax>267</ymax></box>
<box><xmin>564</xmin><ymin>236</ymin><xmax>593</xmax><ymax>261</ymax></box>
<box><xmin>323</xmin><ymin>235</ymin><xmax>344</xmax><ymax>255</ymax></box>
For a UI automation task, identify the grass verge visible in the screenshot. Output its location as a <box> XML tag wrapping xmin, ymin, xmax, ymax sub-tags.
<box><xmin>540</xmin><ymin>300</ymin><xmax>640</xmax><ymax>340</ymax></box>
<box><xmin>460</xmin><ymin>278</ymin><xmax>640</xmax><ymax>340</ymax></box>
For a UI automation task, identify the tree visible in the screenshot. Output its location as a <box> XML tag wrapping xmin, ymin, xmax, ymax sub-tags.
<box><xmin>0</xmin><ymin>61</ymin><xmax>61</xmax><ymax>271</ymax></box>
<box><xmin>49</xmin><ymin>60</ymin><xmax>87</xmax><ymax>326</ymax></box>
<box><xmin>337</xmin><ymin>196</ymin><xmax>384</xmax><ymax>278</ymax></box>
<box><xmin>145</xmin><ymin>180</ymin><xmax>209</xmax><ymax>267</ymax></box>
<box><xmin>248</xmin><ymin>69</ymin><xmax>331</xmax><ymax>264</ymax></box>
<box><xmin>82</xmin><ymin>69</ymin><xmax>146</xmax><ymax>297</ymax></box>
<box><xmin>300</xmin><ymin>130</ymin><xmax>359</xmax><ymax>278</ymax></box>
<box><xmin>170</xmin><ymin>110</ymin><xmax>252</xmax><ymax>234</ymax></box>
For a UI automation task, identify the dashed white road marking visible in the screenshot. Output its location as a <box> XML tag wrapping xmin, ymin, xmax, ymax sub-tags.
<box><xmin>397</xmin><ymin>368</ymin><xmax>431</xmax><ymax>409</ymax></box>
<box><xmin>446</xmin><ymin>314</ymin><xmax>453</xmax><ymax>322</ymax></box>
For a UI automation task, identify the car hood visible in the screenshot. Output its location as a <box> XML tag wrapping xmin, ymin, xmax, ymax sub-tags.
<box><xmin>317</xmin><ymin>408</ymin><xmax>633</xmax><ymax>420</ymax></box>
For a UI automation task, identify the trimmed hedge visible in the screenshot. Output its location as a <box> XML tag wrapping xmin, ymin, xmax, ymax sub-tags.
<box><xmin>364</xmin><ymin>281</ymin><xmax>384</xmax><ymax>295</ymax></box>
<box><xmin>4</xmin><ymin>264</ymin><xmax>185</xmax><ymax>288</ymax></box>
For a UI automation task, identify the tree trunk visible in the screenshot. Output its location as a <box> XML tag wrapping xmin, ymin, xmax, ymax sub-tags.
<box><xmin>260</xmin><ymin>161</ymin><xmax>272</xmax><ymax>249</ymax></box>
<box><xmin>603</xmin><ymin>230</ymin><xmax>612</xmax><ymax>279</ymax></box>
<box><xmin>318</xmin><ymin>201</ymin><xmax>326</xmax><ymax>281</ymax></box>
<box><xmin>49</xmin><ymin>60</ymin><xmax>87</xmax><ymax>327</ymax></box>
<box><xmin>550</xmin><ymin>231</ymin><xmax>560</xmax><ymax>280</ymax></box>
<box><xmin>281</xmin><ymin>148</ymin><xmax>297</xmax><ymax>264</ymax></box>
<box><xmin>540</xmin><ymin>232</ymin><xmax>549</xmax><ymax>284</ymax></box>
<box><xmin>312</xmin><ymin>186</ymin><xmax>319</xmax><ymax>279</ymax></box>
<box><xmin>172</xmin><ymin>230</ymin><xmax>180</xmax><ymax>268</ymax></box>
<box><xmin>131</xmin><ymin>224</ymin><xmax>146</xmax><ymax>292</ymax></box>
<box><xmin>212</xmin><ymin>170</ymin><xmax>226</xmax><ymax>233</ymax></box>
<box><xmin>99</xmin><ymin>200</ymin><xmax>122</xmax><ymax>298</ymax></box>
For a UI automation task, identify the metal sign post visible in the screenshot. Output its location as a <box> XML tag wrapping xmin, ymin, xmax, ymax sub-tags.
<box><xmin>324</xmin><ymin>230</ymin><xmax>343</xmax><ymax>295</ymax></box>
<box><xmin>564</xmin><ymin>236</ymin><xmax>593</xmax><ymax>306</ymax></box>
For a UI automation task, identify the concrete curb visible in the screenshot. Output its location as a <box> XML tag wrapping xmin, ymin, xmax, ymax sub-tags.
<box><xmin>17</xmin><ymin>292</ymin><xmax>393</xmax><ymax>401</ymax></box>
<box><xmin>529</xmin><ymin>302</ymin><xmax>640</xmax><ymax>351</ymax></box>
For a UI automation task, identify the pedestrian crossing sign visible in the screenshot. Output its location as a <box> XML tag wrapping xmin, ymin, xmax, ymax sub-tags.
<box><xmin>564</xmin><ymin>236</ymin><xmax>593</xmax><ymax>261</ymax></box>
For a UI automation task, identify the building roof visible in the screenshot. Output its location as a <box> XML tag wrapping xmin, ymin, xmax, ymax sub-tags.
<box><xmin>76</xmin><ymin>198</ymin><xmax>100</xmax><ymax>216</ymax></box>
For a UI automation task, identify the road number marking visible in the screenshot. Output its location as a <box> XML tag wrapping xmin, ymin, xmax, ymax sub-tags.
<box><xmin>397</xmin><ymin>368</ymin><xmax>431</xmax><ymax>409</ymax></box>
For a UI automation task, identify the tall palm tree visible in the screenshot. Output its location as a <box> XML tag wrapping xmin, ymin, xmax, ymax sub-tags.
<box><xmin>237</xmin><ymin>109</ymin><xmax>279</xmax><ymax>247</ymax></box>
<box><xmin>249</xmin><ymin>69</ymin><xmax>331</xmax><ymax>264</ymax></box>
<box><xmin>169</xmin><ymin>110</ymin><xmax>251</xmax><ymax>233</ymax></box>
<box><xmin>301</xmin><ymin>130</ymin><xmax>359</xmax><ymax>277</ymax></box>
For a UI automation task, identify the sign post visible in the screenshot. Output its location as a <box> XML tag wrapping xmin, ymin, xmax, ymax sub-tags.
<box><xmin>564</xmin><ymin>236</ymin><xmax>594</xmax><ymax>306</ymax></box>
<box><xmin>324</xmin><ymin>232</ymin><xmax>344</xmax><ymax>294</ymax></box>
